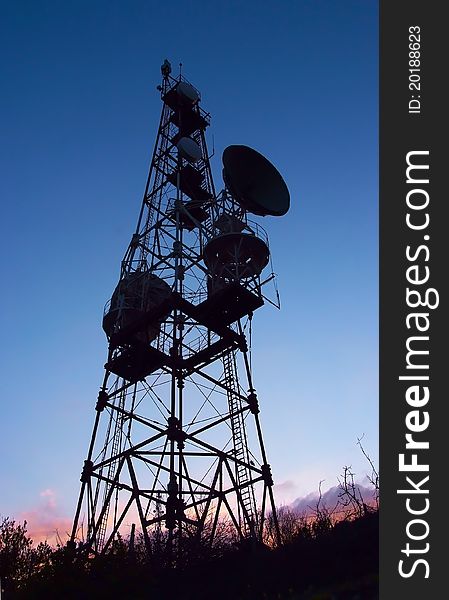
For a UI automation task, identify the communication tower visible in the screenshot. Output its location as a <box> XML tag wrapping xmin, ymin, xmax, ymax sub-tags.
<box><xmin>71</xmin><ymin>60</ymin><xmax>290</xmax><ymax>559</ymax></box>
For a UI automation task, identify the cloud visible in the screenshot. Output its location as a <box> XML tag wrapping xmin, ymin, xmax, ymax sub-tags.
<box><xmin>18</xmin><ymin>489</ymin><xmax>72</xmax><ymax>546</ymax></box>
<box><xmin>273</xmin><ymin>479</ymin><xmax>299</xmax><ymax>504</ymax></box>
<box><xmin>291</xmin><ymin>481</ymin><xmax>377</xmax><ymax>517</ymax></box>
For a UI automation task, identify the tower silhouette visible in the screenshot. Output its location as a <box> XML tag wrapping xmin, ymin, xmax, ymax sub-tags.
<box><xmin>71</xmin><ymin>61</ymin><xmax>289</xmax><ymax>559</ymax></box>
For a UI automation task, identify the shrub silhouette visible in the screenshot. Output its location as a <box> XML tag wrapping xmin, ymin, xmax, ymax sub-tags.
<box><xmin>3</xmin><ymin>507</ymin><xmax>378</xmax><ymax>599</ymax></box>
<box><xmin>3</xmin><ymin>447</ymin><xmax>379</xmax><ymax>599</ymax></box>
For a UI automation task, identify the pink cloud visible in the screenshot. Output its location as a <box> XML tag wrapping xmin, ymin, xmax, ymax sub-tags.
<box><xmin>291</xmin><ymin>481</ymin><xmax>377</xmax><ymax>517</ymax></box>
<box><xmin>273</xmin><ymin>479</ymin><xmax>299</xmax><ymax>504</ymax></box>
<box><xmin>18</xmin><ymin>489</ymin><xmax>72</xmax><ymax>547</ymax></box>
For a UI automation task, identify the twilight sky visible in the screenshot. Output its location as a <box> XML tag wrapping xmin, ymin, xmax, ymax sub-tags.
<box><xmin>0</xmin><ymin>0</ymin><xmax>378</xmax><ymax>541</ymax></box>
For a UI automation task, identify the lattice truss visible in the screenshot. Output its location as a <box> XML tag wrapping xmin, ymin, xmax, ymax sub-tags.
<box><xmin>71</xmin><ymin>63</ymin><xmax>280</xmax><ymax>556</ymax></box>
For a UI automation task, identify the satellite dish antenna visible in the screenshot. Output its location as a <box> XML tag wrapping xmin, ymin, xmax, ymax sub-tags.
<box><xmin>222</xmin><ymin>145</ymin><xmax>290</xmax><ymax>217</ymax></box>
<box><xmin>177</xmin><ymin>137</ymin><xmax>202</xmax><ymax>163</ymax></box>
<box><xmin>176</xmin><ymin>81</ymin><xmax>200</xmax><ymax>105</ymax></box>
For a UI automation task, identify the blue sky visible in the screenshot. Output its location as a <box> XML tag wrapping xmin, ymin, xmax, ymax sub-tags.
<box><xmin>0</xmin><ymin>0</ymin><xmax>378</xmax><ymax>533</ymax></box>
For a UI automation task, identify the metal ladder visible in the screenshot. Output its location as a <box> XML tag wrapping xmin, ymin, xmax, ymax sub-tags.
<box><xmin>222</xmin><ymin>350</ymin><xmax>258</xmax><ymax>537</ymax></box>
<box><xmin>96</xmin><ymin>391</ymin><xmax>126</xmax><ymax>551</ymax></box>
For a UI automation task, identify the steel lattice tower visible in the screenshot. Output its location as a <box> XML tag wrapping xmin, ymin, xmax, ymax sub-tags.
<box><xmin>71</xmin><ymin>61</ymin><xmax>289</xmax><ymax>559</ymax></box>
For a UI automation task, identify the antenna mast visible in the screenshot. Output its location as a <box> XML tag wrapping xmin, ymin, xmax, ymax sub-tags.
<box><xmin>71</xmin><ymin>60</ymin><xmax>289</xmax><ymax>560</ymax></box>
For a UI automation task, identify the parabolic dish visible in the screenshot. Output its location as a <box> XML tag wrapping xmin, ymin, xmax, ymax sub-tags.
<box><xmin>177</xmin><ymin>81</ymin><xmax>200</xmax><ymax>105</ymax></box>
<box><xmin>177</xmin><ymin>136</ymin><xmax>202</xmax><ymax>163</ymax></box>
<box><xmin>222</xmin><ymin>145</ymin><xmax>290</xmax><ymax>217</ymax></box>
